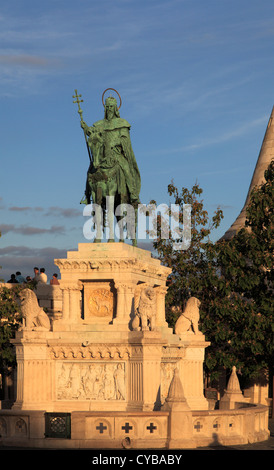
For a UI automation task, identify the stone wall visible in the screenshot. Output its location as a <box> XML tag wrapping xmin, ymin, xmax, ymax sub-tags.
<box><xmin>0</xmin><ymin>404</ymin><xmax>269</xmax><ymax>449</ymax></box>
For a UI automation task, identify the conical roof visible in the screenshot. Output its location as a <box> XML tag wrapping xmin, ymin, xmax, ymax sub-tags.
<box><xmin>162</xmin><ymin>368</ymin><xmax>191</xmax><ymax>411</ymax></box>
<box><xmin>166</xmin><ymin>368</ymin><xmax>186</xmax><ymax>401</ymax></box>
<box><xmin>222</xmin><ymin>105</ymin><xmax>274</xmax><ymax>240</ymax></box>
<box><xmin>226</xmin><ymin>366</ymin><xmax>242</xmax><ymax>393</ymax></box>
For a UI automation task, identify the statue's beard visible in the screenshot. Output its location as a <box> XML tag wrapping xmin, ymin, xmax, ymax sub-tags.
<box><xmin>106</xmin><ymin>111</ymin><xmax>114</xmax><ymax>121</ymax></box>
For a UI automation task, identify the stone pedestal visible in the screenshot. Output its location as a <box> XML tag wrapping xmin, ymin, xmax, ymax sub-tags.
<box><xmin>54</xmin><ymin>242</ymin><xmax>171</xmax><ymax>332</ymax></box>
<box><xmin>163</xmin><ymin>369</ymin><xmax>195</xmax><ymax>449</ymax></box>
<box><xmin>11</xmin><ymin>243</ymin><xmax>209</xmax><ymax>414</ymax></box>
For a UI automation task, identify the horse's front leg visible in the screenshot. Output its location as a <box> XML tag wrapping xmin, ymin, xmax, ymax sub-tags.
<box><xmin>94</xmin><ymin>206</ymin><xmax>103</xmax><ymax>242</ymax></box>
<box><xmin>94</xmin><ymin>188</ymin><xmax>103</xmax><ymax>243</ymax></box>
<box><xmin>106</xmin><ymin>193</ymin><xmax>115</xmax><ymax>242</ymax></box>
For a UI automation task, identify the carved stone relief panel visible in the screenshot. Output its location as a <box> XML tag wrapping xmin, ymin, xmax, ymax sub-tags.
<box><xmin>56</xmin><ymin>362</ymin><xmax>125</xmax><ymax>401</ymax></box>
<box><xmin>160</xmin><ymin>362</ymin><xmax>177</xmax><ymax>403</ymax></box>
<box><xmin>83</xmin><ymin>281</ymin><xmax>116</xmax><ymax>323</ymax></box>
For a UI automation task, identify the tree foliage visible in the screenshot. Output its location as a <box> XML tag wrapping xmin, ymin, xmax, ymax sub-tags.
<box><xmin>0</xmin><ymin>285</ymin><xmax>22</xmax><ymax>375</ymax></box>
<box><xmin>152</xmin><ymin>160</ymin><xmax>274</xmax><ymax>383</ymax></box>
<box><xmin>151</xmin><ymin>181</ymin><xmax>224</xmax><ymax>331</ymax></box>
<box><xmin>215</xmin><ymin>160</ymin><xmax>274</xmax><ymax>382</ymax></box>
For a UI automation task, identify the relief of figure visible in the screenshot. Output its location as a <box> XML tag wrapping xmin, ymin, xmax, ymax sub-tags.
<box><xmin>57</xmin><ymin>365</ymin><xmax>70</xmax><ymax>399</ymax></box>
<box><xmin>69</xmin><ymin>364</ymin><xmax>81</xmax><ymax>399</ymax></box>
<box><xmin>113</xmin><ymin>363</ymin><xmax>125</xmax><ymax>400</ymax></box>
<box><xmin>103</xmin><ymin>364</ymin><xmax>116</xmax><ymax>400</ymax></box>
<box><xmin>57</xmin><ymin>362</ymin><xmax>125</xmax><ymax>401</ymax></box>
<box><xmin>18</xmin><ymin>288</ymin><xmax>51</xmax><ymax>331</ymax></box>
<box><xmin>83</xmin><ymin>365</ymin><xmax>96</xmax><ymax>397</ymax></box>
<box><xmin>161</xmin><ymin>362</ymin><xmax>177</xmax><ymax>403</ymax></box>
<box><xmin>93</xmin><ymin>365</ymin><xmax>104</xmax><ymax>399</ymax></box>
<box><xmin>174</xmin><ymin>296</ymin><xmax>201</xmax><ymax>335</ymax></box>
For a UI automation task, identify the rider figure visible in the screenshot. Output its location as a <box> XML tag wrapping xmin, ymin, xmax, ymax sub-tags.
<box><xmin>80</xmin><ymin>96</ymin><xmax>141</xmax><ymax>208</ymax></box>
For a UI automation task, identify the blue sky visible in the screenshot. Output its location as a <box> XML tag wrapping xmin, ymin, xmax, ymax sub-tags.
<box><xmin>0</xmin><ymin>0</ymin><xmax>274</xmax><ymax>281</ymax></box>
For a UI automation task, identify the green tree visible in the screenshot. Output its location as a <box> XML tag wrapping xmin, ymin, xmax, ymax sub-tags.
<box><xmin>215</xmin><ymin>160</ymin><xmax>274</xmax><ymax>383</ymax></box>
<box><xmin>0</xmin><ymin>229</ymin><xmax>38</xmax><ymax>394</ymax></box>
<box><xmin>0</xmin><ymin>285</ymin><xmax>22</xmax><ymax>376</ymax></box>
<box><xmin>150</xmin><ymin>181</ymin><xmax>223</xmax><ymax>329</ymax></box>
<box><xmin>0</xmin><ymin>230</ymin><xmax>20</xmax><ymax>376</ymax></box>
<box><xmin>152</xmin><ymin>160</ymin><xmax>273</xmax><ymax>384</ymax></box>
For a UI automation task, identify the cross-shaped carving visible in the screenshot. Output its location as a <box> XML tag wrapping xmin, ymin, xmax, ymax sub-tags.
<box><xmin>194</xmin><ymin>421</ymin><xmax>203</xmax><ymax>432</ymax></box>
<box><xmin>122</xmin><ymin>422</ymin><xmax>133</xmax><ymax>433</ymax></box>
<box><xmin>96</xmin><ymin>422</ymin><xmax>107</xmax><ymax>434</ymax></box>
<box><xmin>146</xmin><ymin>422</ymin><xmax>157</xmax><ymax>434</ymax></box>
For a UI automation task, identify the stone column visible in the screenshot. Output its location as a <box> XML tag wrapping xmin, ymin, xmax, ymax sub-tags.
<box><xmin>60</xmin><ymin>285</ymin><xmax>70</xmax><ymax>322</ymax></box>
<box><xmin>178</xmin><ymin>340</ymin><xmax>209</xmax><ymax>410</ymax></box>
<box><xmin>59</xmin><ymin>281</ymin><xmax>82</xmax><ymax>324</ymax></box>
<box><xmin>142</xmin><ymin>339</ymin><xmax>163</xmax><ymax>411</ymax></box>
<box><xmin>68</xmin><ymin>282</ymin><xmax>83</xmax><ymax>323</ymax></box>
<box><xmin>12</xmin><ymin>335</ymin><xmax>50</xmax><ymax>410</ymax></box>
<box><xmin>114</xmin><ymin>282</ymin><xmax>136</xmax><ymax>326</ymax></box>
<box><xmin>127</xmin><ymin>332</ymin><xmax>164</xmax><ymax>411</ymax></box>
<box><xmin>154</xmin><ymin>286</ymin><xmax>169</xmax><ymax>328</ymax></box>
<box><xmin>114</xmin><ymin>282</ymin><xmax>125</xmax><ymax>322</ymax></box>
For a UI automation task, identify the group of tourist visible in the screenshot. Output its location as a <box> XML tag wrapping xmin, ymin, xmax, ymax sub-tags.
<box><xmin>6</xmin><ymin>267</ymin><xmax>60</xmax><ymax>285</ymax></box>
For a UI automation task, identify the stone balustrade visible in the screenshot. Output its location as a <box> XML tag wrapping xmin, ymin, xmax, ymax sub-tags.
<box><xmin>0</xmin><ymin>403</ymin><xmax>269</xmax><ymax>448</ymax></box>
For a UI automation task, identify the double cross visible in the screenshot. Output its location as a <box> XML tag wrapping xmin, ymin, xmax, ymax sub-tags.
<box><xmin>73</xmin><ymin>89</ymin><xmax>84</xmax><ymax>122</ymax></box>
<box><xmin>73</xmin><ymin>89</ymin><xmax>92</xmax><ymax>162</ymax></box>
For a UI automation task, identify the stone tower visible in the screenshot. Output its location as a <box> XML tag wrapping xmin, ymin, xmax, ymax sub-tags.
<box><xmin>222</xmin><ymin>105</ymin><xmax>274</xmax><ymax>240</ymax></box>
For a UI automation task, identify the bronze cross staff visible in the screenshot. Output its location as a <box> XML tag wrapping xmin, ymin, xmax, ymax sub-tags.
<box><xmin>73</xmin><ymin>89</ymin><xmax>92</xmax><ymax>162</ymax></box>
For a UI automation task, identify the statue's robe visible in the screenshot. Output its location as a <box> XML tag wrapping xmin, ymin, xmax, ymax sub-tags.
<box><xmin>84</xmin><ymin>117</ymin><xmax>141</xmax><ymax>206</ymax></box>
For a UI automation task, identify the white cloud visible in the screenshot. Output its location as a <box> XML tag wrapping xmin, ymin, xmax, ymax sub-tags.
<box><xmin>142</xmin><ymin>114</ymin><xmax>268</xmax><ymax>158</ymax></box>
<box><xmin>0</xmin><ymin>223</ymin><xmax>65</xmax><ymax>236</ymax></box>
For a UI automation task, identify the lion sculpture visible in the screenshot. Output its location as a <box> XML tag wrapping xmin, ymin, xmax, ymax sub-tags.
<box><xmin>18</xmin><ymin>288</ymin><xmax>51</xmax><ymax>331</ymax></box>
<box><xmin>174</xmin><ymin>297</ymin><xmax>201</xmax><ymax>336</ymax></box>
<box><xmin>133</xmin><ymin>286</ymin><xmax>157</xmax><ymax>331</ymax></box>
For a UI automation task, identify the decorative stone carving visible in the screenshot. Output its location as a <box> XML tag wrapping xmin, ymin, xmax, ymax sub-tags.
<box><xmin>113</xmin><ymin>363</ymin><xmax>126</xmax><ymax>400</ymax></box>
<box><xmin>56</xmin><ymin>362</ymin><xmax>126</xmax><ymax>401</ymax></box>
<box><xmin>0</xmin><ymin>417</ymin><xmax>7</xmax><ymax>437</ymax></box>
<box><xmin>14</xmin><ymin>418</ymin><xmax>27</xmax><ymax>436</ymax></box>
<box><xmin>161</xmin><ymin>362</ymin><xmax>177</xmax><ymax>403</ymax></box>
<box><xmin>174</xmin><ymin>297</ymin><xmax>201</xmax><ymax>335</ymax></box>
<box><xmin>50</xmin><ymin>345</ymin><xmax>131</xmax><ymax>360</ymax></box>
<box><xmin>83</xmin><ymin>282</ymin><xmax>116</xmax><ymax>323</ymax></box>
<box><xmin>18</xmin><ymin>288</ymin><xmax>50</xmax><ymax>331</ymax></box>
<box><xmin>88</xmin><ymin>288</ymin><xmax>114</xmax><ymax>318</ymax></box>
<box><xmin>132</xmin><ymin>286</ymin><xmax>157</xmax><ymax>331</ymax></box>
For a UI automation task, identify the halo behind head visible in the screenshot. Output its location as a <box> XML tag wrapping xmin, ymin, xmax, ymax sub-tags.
<box><xmin>102</xmin><ymin>88</ymin><xmax>122</xmax><ymax>110</ymax></box>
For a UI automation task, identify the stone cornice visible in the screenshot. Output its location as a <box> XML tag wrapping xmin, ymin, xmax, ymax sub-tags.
<box><xmin>49</xmin><ymin>343</ymin><xmax>131</xmax><ymax>360</ymax></box>
<box><xmin>55</xmin><ymin>257</ymin><xmax>171</xmax><ymax>279</ymax></box>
